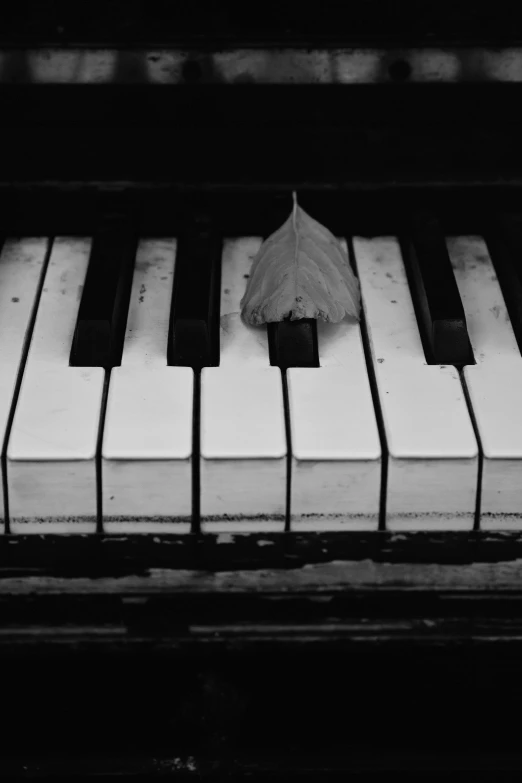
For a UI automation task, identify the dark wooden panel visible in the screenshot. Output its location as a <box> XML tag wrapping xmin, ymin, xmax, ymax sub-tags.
<box><xmin>2</xmin><ymin>535</ymin><xmax>522</xmax><ymax>771</ymax></box>
<box><xmin>2</xmin><ymin>84</ymin><xmax>521</xmax><ymax>127</ymax></box>
<box><xmin>0</xmin><ymin>185</ymin><xmax>514</xmax><ymax>240</ymax></box>
<box><xmin>0</xmin><ymin>1</ymin><xmax>520</xmax><ymax>46</ymax></box>
<box><xmin>0</xmin><ymin>84</ymin><xmax>521</xmax><ymax>186</ymax></box>
<box><xmin>0</xmin><ymin>644</ymin><xmax>522</xmax><ymax>777</ymax></box>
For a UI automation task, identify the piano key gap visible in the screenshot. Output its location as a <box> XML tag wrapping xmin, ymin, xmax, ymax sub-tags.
<box><xmin>281</xmin><ymin>369</ymin><xmax>292</xmax><ymax>533</ymax></box>
<box><xmin>191</xmin><ymin>369</ymin><xmax>201</xmax><ymax>535</ymax></box>
<box><xmin>459</xmin><ymin>368</ymin><xmax>484</xmax><ymax>532</ymax></box>
<box><xmin>95</xmin><ymin>369</ymin><xmax>111</xmax><ymax>534</ymax></box>
<box><xmin>348</xmin><ymin>237</ymin><xmax>389</xmax><ymax>531</ymax></box>
<box><xmin>1</xmin><ymin>237</ymin><xmax>54</xmax><ymax>535</ymax></box>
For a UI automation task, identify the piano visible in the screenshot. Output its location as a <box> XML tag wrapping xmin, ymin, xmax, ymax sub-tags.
<box><xmin>2</xmin><ymin>2</ymin><xmax>522</xmax><ymax>777</ymax></box>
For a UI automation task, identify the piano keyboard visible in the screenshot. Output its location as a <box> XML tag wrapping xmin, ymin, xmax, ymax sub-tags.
<box><xmin>0</xmin><ymin>221</ymin><xmax>521</xmax><ymax>534</ymax></box>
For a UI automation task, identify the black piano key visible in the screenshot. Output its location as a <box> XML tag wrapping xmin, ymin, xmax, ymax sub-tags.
<box><xmin>70</xmin><ymin>210</ymin><xmax>137</xmax><ymax>367</ymax></box>
<box><xmin>267</xmin><ymin>318</ymin><xmax>319</xmax><ymax>370</ymax></box>
<box><xmin>403</xmin><ymin>210</ymin><xmax>474</xmax><ymax>365</ymax></box>
<box><xmin>167</xmin><ymin>214</ymin><xmax>222</xmax><ymax>369</ymax></box>
<box><xmin>486</xmin><ymin>213</ymin><xmax>522</xmax><ymax>356</ymax></box>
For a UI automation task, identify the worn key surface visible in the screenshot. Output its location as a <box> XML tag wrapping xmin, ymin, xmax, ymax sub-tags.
<box><xmin>0</xmin><ymin>238</ymin><xmax>49</xmax><ymax>529</ymax></box>
<box><xmin>102</xmin><ymin>239</ymin><xmax>193</xmax><ymax>532</ymax></box>
<box><xmin>451</xmin><ymin>235</ymin><xmax>522</xmax><ymax>529</ymax></box>
<box><xmin>200</xmin><ymin>237</ymin><xmax>287</xmax><ymax>532</ymax></box>
<box><xmin>8</xmin><ymin>238</ymin><xmax>105</xmax><ymax>532</ymax></box>
<box><xmin>354</xmin><ymin>235</ymin><xmax>478</xmax><ymax>530</ymax></box>
<box><xmin>286</xmin><ymin>236</ymin><xmax>380</xmax><ymax>531</ymax></box>
<box><xmin>486</xmin><ymin>213</ymin><xmax>522</xmax><ymax>358</ymax></box>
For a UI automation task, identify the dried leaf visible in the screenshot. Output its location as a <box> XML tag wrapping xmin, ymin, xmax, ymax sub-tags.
<box><xmin>240</xmin><ymin>192</ymin><xmax>360</xmax><ymax>325</ymax></box>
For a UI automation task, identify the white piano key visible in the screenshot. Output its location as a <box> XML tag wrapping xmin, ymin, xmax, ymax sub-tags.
<box><xmin>201</xmin><ymin>238</ymin><xmax>287</xmax><ymax>532</ymax></box>
<box><xmin>287</xmin><ymin>242</ymin><xmax>381</xmax><ymax>531</ymax></box>
<box><xmin>102</xmin><ymin>239</ymin><xmax>193</xmax><ymax>533</ymax></box>
<box><xmin>353</xmin><ymin>237</ymin><xmax>478</xmax><ymax>530</ymax></box>
<box><xmin>7</xmin><ymin>238</ymin><xmax>104</xmax><ymax>532</ymax></box>
<box><xmin>0</xmin><ymin>239</ymin><xmax>49</xmax><ymax>529</ymax></box>
<box><xmin>449</xmin><ymin>236</ymin><xmax>522</xmax><ymax>529</ymax></box>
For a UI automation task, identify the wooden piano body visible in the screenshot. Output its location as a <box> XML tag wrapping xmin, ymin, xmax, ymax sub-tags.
<box><xmin>1</xmin><ymin>3</ymin><xmax>522</xmax><ymax>777</ymax></box>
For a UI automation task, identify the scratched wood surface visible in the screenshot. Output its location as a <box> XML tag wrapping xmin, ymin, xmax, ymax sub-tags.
<box><xmin>2</xmin><ymin>531</ymin><xmax>522</xmax><ymax>589</ymax></box>
<box><xmin>2</xmin><ymin>558</ymin><xmax>522</xmax><ymax>595</ymax></box>
<box><xmin>1</xmin><ymin>532</ymin><xmax>522</xmax><ymax>652</ymax></box>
